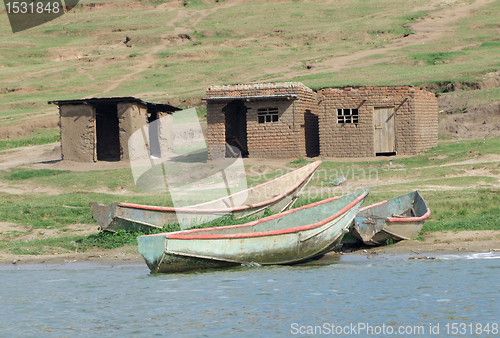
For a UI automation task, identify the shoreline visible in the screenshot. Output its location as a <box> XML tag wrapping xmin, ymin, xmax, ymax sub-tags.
<box><xmin>0</xmin><ymin>246</ymin><xmax>145</xmax><ymax>267</ymax></box>
<box><xmin>1</xmin><ymin>230</ymin><xmax>500</xmax><ymax>268</ymax></box>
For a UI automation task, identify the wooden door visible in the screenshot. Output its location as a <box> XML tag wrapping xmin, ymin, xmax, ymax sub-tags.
<box><xmin>373</xmin><ymin>107</ymin><xmax>395</xmax><ymax>154</ymax></box>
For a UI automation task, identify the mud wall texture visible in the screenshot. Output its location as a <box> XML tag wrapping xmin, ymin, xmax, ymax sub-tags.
<box><xmin>59</xmin><ymin>104</ymin><xmax>95</xmax><ymax>162</ymax></box>
<box><xmin>206</xmin><ymin>82</ymin><xmax>318</xmax><ymax>158</ymax></box>
<box><xmin>318</xmin><ymin>86</ymin><xmax>438</xmax><ymax>157</ymax></box>
<box><xmin>157</xmin><ymin>112</ymin><xmax>174</xmax><ymax>156</ymax></box>
<box><xmin>118</xmin><ymin>102</ymin><xmax>149</xmax><ymax>161</ymax></box>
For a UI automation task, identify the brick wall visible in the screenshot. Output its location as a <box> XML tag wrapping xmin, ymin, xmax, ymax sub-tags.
<box><xmin>206</xmin><ymin>83</ymin><xmax>437</xmax><ymax>158</ymax></box>
<box><xmin>206</xmin><ymin>101</ymin><xmax>226</xmax><ymax>159</ymax></box>
<box><xmin>318</xmin><ymin>86</ymin><xmax>437</xmax><ymax>157</ymax></box>
<box><xmin>206</xmin><ymin>82</ymin><xmax>317</xmax><ymax>158</ymax></box>
<box><xmin>412</xmin><ymin>89</ymin><xmax>439</xmax><ymax>153</ymax></box>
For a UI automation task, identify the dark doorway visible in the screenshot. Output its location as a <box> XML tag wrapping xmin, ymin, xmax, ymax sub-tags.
<box><xmin>223</xmin><ymin>100</ymin><xmax>248</xmax><ymax>158</ymax></box>
<box><xmin>376</xmin><ymin>152</ymin><xmax>397</xmax><ymax>157</ymax></box>
<box><xmin>95</xmin><ymin>104</ymin><xmax>121</xmax><ymax>161</ymax></box>
<box><xmin>148</xmin><ymin>111</ymin><xmax>161</xmax><ymax>158</ymax></box>
<box><xmin>304</xmin><ymin>110</ymin><xmax>320</xmax><ymax>157</ymax></box>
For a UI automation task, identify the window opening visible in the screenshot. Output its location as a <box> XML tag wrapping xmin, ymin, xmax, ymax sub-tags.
<box><xmin>258</xmin><ymin>107</ymin><xmax>279</xmax><ymax>123</ymax></box>
<box><xmin>337</xmin><ymin>108</ymin><xmax>359</xmax><ymax>124</ymax></box>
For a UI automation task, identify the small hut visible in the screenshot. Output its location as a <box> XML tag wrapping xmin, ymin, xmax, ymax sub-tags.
<box><xmin>317</xmin><ymin>86</ymin><xmax>438</xmax><ymax>157</ymax></box>
<box><xmin>49</xmin><ymin>97</ymin><xmax>180</xmax><ymax>162</ymax></box>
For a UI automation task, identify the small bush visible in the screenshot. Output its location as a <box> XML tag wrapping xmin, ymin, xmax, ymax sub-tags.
<box><xmin>289</xmin><ymin>157</ymin><xmax>308</xmax><ymax>166</ymax></box>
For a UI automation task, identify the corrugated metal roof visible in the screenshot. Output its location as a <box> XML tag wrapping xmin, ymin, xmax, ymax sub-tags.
<box><xmin>48</xmin><ymin>97</ymin><xmax>181</xmax><ymax>112</ymax></box>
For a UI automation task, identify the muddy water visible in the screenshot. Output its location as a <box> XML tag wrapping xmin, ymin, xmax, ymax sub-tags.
<box><xmin>1</xmin><ymin>253</ymin><xmax>499</xmax><ymax>337</ymax></box>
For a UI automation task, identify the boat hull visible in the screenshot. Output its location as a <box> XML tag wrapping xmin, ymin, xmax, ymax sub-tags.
<box><xmin>351</xmin><ymin>190</ymin><xmax>430</xmax><ymax>246</ymax></box>
<box><xmin>91</xmin><ymin>161</ymin><xmax>321</xmax><ymax>232</ymax></box>
<box><xmin>138</xmin><ymin>189</ymin><xmax>369</xmax><ymax>273</ymax></box>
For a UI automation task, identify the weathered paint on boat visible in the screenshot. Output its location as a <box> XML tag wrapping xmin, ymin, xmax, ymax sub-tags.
<box><xmin>138</xmin><ymin>189</ymin><xmax>369</xmax><ymax>273</ymax></box>
<box><xmin>91</xmin><ymin>160</ymin><xmax>322</xmax><ymax>232</ymax></box>
<box><xmin>350</xmin><ymin>190</ymin><xmax>430</xmax><ymax>246</ymax></box>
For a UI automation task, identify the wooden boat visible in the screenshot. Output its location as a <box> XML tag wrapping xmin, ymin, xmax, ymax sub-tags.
<box><xmin>138</xmin><ymin>189</ymin><xmax>369</xmax><ymax>273</ymax></box>
<box><xmin>90</xmin><ymin>160</ymin><xmax>322</xmax><ymax>232</ymax></box>
<box><xmin>350</xmin><ymin>190</ymin><xmax>430</xmax><ymax>246</ymax></box>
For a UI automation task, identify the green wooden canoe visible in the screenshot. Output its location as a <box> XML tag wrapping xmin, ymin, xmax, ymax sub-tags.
<box><xmin>351</xmin><ymin>190</ymin><xmax>430</xmax><ymax>246</ymax></box>
<box><xmin>91</xmin><ymin>160</ymin><xmax>322</xmax><ymax>232</ymax></box>
<box><xmin>138</xmin><ymin>189</ymin><xmax>369</xmax><ymax>273</ymax></box>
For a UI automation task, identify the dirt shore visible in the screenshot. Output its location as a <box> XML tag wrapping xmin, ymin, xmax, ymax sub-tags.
<box><xmin>339</xmin><ymin>230</ymin><xmax>500</xmax><ymax>258</ymax></box>
<box><xmin>2</xmin><ymin>230</ymin><xmax>500</xmax><ymax>268</ymax></box>
<box><xmin>0</xmin><ymin>245</ymin><xmax>145</xmax><ymax>267</ymax></box>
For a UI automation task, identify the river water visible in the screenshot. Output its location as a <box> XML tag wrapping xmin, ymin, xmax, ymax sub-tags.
<box><xmin>1</xmin><ymin>253</ymin><xmax>499</xmax><ymax>337</ymax></box>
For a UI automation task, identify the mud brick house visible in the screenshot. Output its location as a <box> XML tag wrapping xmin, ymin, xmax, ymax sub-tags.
<box><xmin>49</xmin><ymin>97</ymin><xmax>180</xmax><ymax>162</ymax></box>
<box><xmin>317</xmin><ymin>86</ymin><xmax>438</xmax><ymax>157</ymax></box>
<box><xmin>205</xmin><ymin>82</ymin><xmax>319</xmax><ymax>158</ymax></box>
<box><xmin>206</xmin><ymin>82</ymin><xmax>437</xmax><ymax>158</ymax></box>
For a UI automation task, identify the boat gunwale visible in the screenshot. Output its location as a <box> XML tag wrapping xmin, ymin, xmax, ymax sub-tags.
<box><xmin>386</xmin><ymin>208</ymin><xmax>430</xmax><ymax>223</ymax></box>
<box><xmin>119</xmin><ymin>160</ymin><xmax>322</xmax><ymax>213</ymax></box>
<box><xmin>357</xmin><ymin>191</ymin><xmax>431</xmax><ymax>223</ymax></box>
<box><xmin>141</xmin><ymin>190</ymin><xmax>368</xmax><ymax>240</ymax></box>
<box><xmin>359</xmin><ymin>200</ymin><xmax>388</xmax><ymax>212</ymax></box>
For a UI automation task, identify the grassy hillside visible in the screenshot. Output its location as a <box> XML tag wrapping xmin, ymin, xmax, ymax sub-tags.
<box><xmin>1</xmin><ymin>0</ymin><xmax>499</xmax><ymax>128</ymax></box>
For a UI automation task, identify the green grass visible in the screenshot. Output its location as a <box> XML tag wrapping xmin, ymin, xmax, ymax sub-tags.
<box><xmin>0</xmin><ymin>193</ymin><xmax>95</xmax><ymax>229</ymax></box>
<box><xmin>75</xmin><ymin>229</ymin><xmax>159</xmax><ymax>251</ymax></box>
<box><xmin>1</xmin><ymin>0</ymin><xmax>499</xmax><ymax>121</ymax></box>
<box><xmin>423</xmin><ymin>189</ymin><xmax>500</xmax><ymax>232</ymax></box>
<box><xmin>338</xmin><ymin>188</ymin><xmax>500</xmax><ymax>233</ymax></box>
<box><xmin>0</xmin><ymin>231</ymin><xmax>142</xmax><ymax>255</ymax></box>
<box><xmin>480</xmin><ymin>41</ymin><xmax>500</xmax><ymax>48</ymax></box>
<box><xmin>1</xmin><ymin>136</ymin><xmax>498</xmax><ymax>229</ymax></box>
<box><xmin>0</xmin><ymin>129</ymin><xmax>59</xmax><ymax>150</ymax></box>
<box><xmin>411</xmin><ymin>51</ymin><xmax>466</xmax><ymax>66</ymax></box>
<box><xmin>438</xmin><ymin>87</ymin><xmax>500</xmax><ymax>110</ymax></box>
<box><xmin>0</xmin><ymin>207</ymin><xmax>276</xmax><ymax>255</ymax></box>
<box><xmin>1</xmin><ymin>167</ymin><xmax>140</xmax><ymax>192</ymax></box>
<box><xmin>246</xmin><ymin>137</ymin><xmax>500</xmax><ymax>195</ymax></box>
<box><xmin>155</xmin><ymin>51</ymin><xmax>170</xmax><ymax>58</ymax></box>
<box><xmin>196</xmin><ymin>106</ymin><xmax>207</xmax><ymax>118</ymax></box>
<box><xmin>289</xmin><ymin>157</ymin><xmax>309</xmax><ymax>166</ymax></box>
<box><xmin>0</xmin><ymin>191</ymin><xmax>173</xmax><ymax>229</ymax></box>
<box><xmin>6</xmin><ymin>169</ymin><xmax>69</xmax><ymax>180</ymax></box>
<box><xmin>290</xmin><ymin>187</ymin><xmax>500</xmax><ymax>236</ymax></box>
<box><xmin>0</xmin><ymin>235</ymin><xmax>86</xmax><ymax>255</ymax></box>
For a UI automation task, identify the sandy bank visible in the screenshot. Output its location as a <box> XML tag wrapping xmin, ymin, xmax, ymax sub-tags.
<box><xmin>0</xmin><ymin>246</ymin><xmax>144</xmax><ymax>267</ymax></box>
<box><xmin>337</xmin><ymin>230</ymin><xmax>500</xmax><ymax>259</ymax></box>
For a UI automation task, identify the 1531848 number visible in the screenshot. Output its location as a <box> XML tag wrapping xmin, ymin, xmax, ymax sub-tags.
<box><xmin>5</xmin><ymin>2</ymin><xmax>61</xmax><ymax>14</ymax></box>
<box><xmin>445</xmin><ymin>323</ymin><xmax>498</xmax><ymax>335</ymax></box>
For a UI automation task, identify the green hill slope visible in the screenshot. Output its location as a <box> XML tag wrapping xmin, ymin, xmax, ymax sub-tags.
<box><xmin>0</xmin><ymin>0</ymin><xmax>499</xmax><ymax>125</ymax></box>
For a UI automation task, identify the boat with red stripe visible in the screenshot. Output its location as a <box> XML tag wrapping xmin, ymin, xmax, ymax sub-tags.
<box><xmin>351</xmin><ymin>190</ymin><xmax>430</xmax><ymax>246</ymax></box>
<box><xmin>90</xmin><ymin>160</ymin><xmax>322</xmax><ymax>232</ymax></box>
<box><xmin>138</xmin><ymin>189</ymin><xmax>369</xmax><ymax>273</ymax></box>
